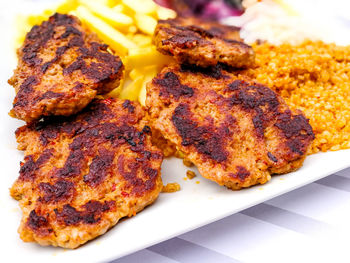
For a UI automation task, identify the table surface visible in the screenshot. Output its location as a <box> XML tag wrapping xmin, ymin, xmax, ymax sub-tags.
<box><xmin>114</xmin><ymin>166</ymin><xmax>350</xmax><ymax>263</ymax></box>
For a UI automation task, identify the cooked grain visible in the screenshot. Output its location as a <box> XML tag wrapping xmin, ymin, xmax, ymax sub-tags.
<box><xmin>242</xmin><ymin>41</ymin><xmax>350</xmax><ymax>153</ymax></box>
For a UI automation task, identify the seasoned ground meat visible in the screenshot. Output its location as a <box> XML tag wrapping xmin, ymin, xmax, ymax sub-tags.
<box><xmin>146</xmin><ymin>64</ymin><xmax>314</xmax><ymax>190</ymax></box>
<box><xmin>11</xmin><ymin>98</ymin><xmax>163</xmax><ymax>248</ymax></box>
<box><xmin>8</xmin><ymin>13</ymin><xmax>124</xmax><ymax>123</ymax></box>
<box><xmin>153</xmin><ymin>17</ymin><xmax>255</xmax><ymax>68</ymax></box>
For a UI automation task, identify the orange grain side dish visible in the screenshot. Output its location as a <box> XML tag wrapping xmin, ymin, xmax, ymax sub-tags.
<box><xmin>186</xmin><ymin>170</ymin><xmax>196</xmax><ymax>179</ymax></box>
<box><xmin>162</xmin><ymin>183</ymin><xmax>181</xmax><ymax>193</ymax></box>
<box><xmin>243</xmin><ymin>41</ymin><xmax>350</xmax><ymax>153</ymax></box>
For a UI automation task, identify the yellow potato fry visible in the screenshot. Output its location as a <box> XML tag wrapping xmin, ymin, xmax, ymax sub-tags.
<box><xmin>156</xmin><ymin>6</ymin><xmax>177</xmax><ymax>20</ymax></box>
<box><xmin>128</xmin><ymin>25</ymin><xmax>137</xmax><ymax>34</ymax></box>
<box><xmin>129</xmin><ymin>68</ymin><xmax>139</xmax><ymax>80</ymax></box>
<box><xmin>132</xmin><ymin>65</ymin><xmax>158</xmax><ymax>76</ymax></box>
<box><xmin>113</xmin><ymin>4</ymin><xmax>125</xmax><ymax>13</ymax></box>
<box><xmin>126</xmin><ymin>46</ymin><xmax>171</xmax><ymax>69</ymax></box>
<box><xmin>27</xmin><ymin>6</ymin><xmax>56</xmax><ymax>26</ymax></box>
<box><xmin>14</xmin><ymin>15</ymin><xmax>32</xmax><ymax>48</ymax></box>
<box><xmin>121</xmin><ymin>0</ymin><xmax>157</xmax><ymax>15</ymax></box>
<box><xmin>27</xmin><ymin>0</ymin><xmax>78</xmax><ymax>25</ymax></box>
<box><xmin>26</xmin><ymin>14</ymin><xmax>44</xmax><ymax>27</ymax></box>
<box><xmin>106</xmin><ymin>86</ymin><xmax>123</xmax><ymax>98</ymax></box>
<box><xmin>138</xmin><ymin>66</ymin><xmax>159</xmax><ymax>106</ymax></box>
<box><xmin>106</xmin><ymin>0</ymin><xmax>119</xmax><ymax>7</ymax></box>
<box><xmin>134</xmin><ymin>13</ymin><xmax>157</xmax><ymax>35</ymax></box>
<box><xmin>132</xmin><ymin>34</ymin><xmax>152</xmax><ymax>47</ymax></box>
<box><xmin>129</xmin><ymin>65</ymin><xmax>158</xmax><ymax>80</ymax></box>
<box><xmin>105</xmin><ymin>76</ymin><xmax>125</xmax><ymax>98</ymax></box>
<box><xmin>119</xmin><ymin>76</ymin><xmax>144</xmax><ymax>101</ymax></box>
<box><xmin>80</xmin><ymin>0</ymin><xmax>133</xmax><ymax>28</ymax></box>
<box><xmin>87</xmin><ymin>0</ymin><xmax>111</xmax><ymax>6</ymax></box>
<box><xmin>75</xmin><ymin>6</ymin><xmax>137</xmax><ymax>55</ymax></box>
<box><xmin>68</xmin><ymin>10</ymin><xmax>79</xmax><ymax>17</ymax></box>
<box><xmin>56</xmin><ymin>0</ymin><xmax>79</xmax><ymax>14</ymax></box>
<box><xmin>41</xmin><ymin>8</ymin><xmax>56</xmax><ymax>18</ymax></box>
<box><xmin>138</xmin><ymin>80</ymin><xmax>148</xmax><ymax>106</ymax></box>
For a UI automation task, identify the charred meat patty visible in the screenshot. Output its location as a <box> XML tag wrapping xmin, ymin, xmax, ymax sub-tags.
<box><xmin>153</xmin><ymin>17</ymin><xmax>255</xmax><ymax>68</ymax></box>
<box><xmin>8</xmin><ymin>13</ymin><xmax>124</xmax><ymax>123</ymax></box>
<box><xmin>146</xmin><ymin>64</ymin><xmax>314</xmax><ymax>190</ymax></box>
<box><xmin>10</xmin><ymin>98</ymin><xmax>163</xmax><ymax>248</ymax></box>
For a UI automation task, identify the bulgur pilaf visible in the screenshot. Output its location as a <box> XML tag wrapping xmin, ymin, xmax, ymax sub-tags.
<box><xmin>162</xmin><ymin>183</ymin><xmax>181</xmax><ymax>193</ymax></box>
<box><xmin>183</xmin><ymin>158</ymin><xmax>193</xmax><ymax>167</ymax></box>
<box><xmin>186</xmin><ymin>170</ymin><xmax>196</xmax><ymax>179</ymax></box>
<box><xmin>242</xmin><ymin>41</ymin><xmax>350</xmax><ymax>153</ymax></box>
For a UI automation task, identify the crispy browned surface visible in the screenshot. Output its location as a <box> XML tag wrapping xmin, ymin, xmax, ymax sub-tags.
<box><xmin>10</xmin><ymin>98</ymin><xmax>163</xmax><ymax>248</ymax></box>
<box><xmin>153</xmin><ymin>17</ymin><xmax>255</xmax><ymax>68</ymax></box>
<box><xmin>8</xmin><ymin>13</ymin><xmax>124</xmax><ymax>123</ymax></box>
<box><xmin>146</xmin><ymin>64</ymin><xmax>314</xmax><ymax>190</ymax></box>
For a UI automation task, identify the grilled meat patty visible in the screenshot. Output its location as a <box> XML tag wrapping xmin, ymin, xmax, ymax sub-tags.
<box><xmin>8</xmin><ymin>13</ymin><xmax>124</xmax><ymax>123</ymax></box>
<box><xmin>146</xmin><ymin>64</ymin><xmax>314</xmax><ymax>190</ymax></box>
<box><xmin>153</xmin><ymin>17</ymin><xmax>255</xmax><ymax>68</ymax></box>
<box><xmin>10</xmin><ymin>98</ymin><xmax>163</xmax><ymax>248</ymax></box>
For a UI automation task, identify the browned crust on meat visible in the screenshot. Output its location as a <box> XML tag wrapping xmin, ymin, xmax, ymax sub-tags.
<box><xmin>146</xmin><ymin>64</ymin><xmax>314</xmax><ymax>190</ymax></box>
<box><xmin>11</xmin><ymin>98</ymin><xmax>163</xmax><ymax>248</ymax></box>
<box><xmin>8</xmin><ymin>13</ymin><xmax>124</xmax><ymax>123</ymax></box>
<box><xmin>153</xmin><ymin>17</ymin><xmax>255</xmax><ymax>68</ymax></box>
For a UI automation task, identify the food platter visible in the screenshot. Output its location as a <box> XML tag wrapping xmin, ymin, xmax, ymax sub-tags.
<box><xmin>1</xmin><ymin>118</ymin><xmax>350</xmax><ymax>263</ymax></box>
<box><xmin>1</xmin><ymin>1</ymin><xmax>350</xmax><ymax>262</ymax></box>
<box><xmin>1</xmin><ymin>45</ymin><xmax>350</xmax><ymax>261</ymax></box>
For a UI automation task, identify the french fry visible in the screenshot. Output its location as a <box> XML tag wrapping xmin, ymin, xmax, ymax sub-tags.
<box><xmin>126</xmin><ymin>46</ymin><xmax>171</xmax><ymax>69</ymax></box>
<box><xmin>14</xmin><ymin>15</ymin><xmax>32</xmax><ymax>48</ymax></box>
<box><xmin>79</xmin><ymin>0</ymin><xmax>133</xmax><ymax>29</ymax></box>
<box><xmin>105</xmin><ymin>76</ymin><xmax>125</xmax><ymax>98</ymax></box>
<box><xmin>129</xmin><ymin>65</ymin><xmax>158</xmax><ymax>80</ymax></box>
<box><xmin>121</xmin><ymin>0</ymin><xmax>157</xmax><ymax>16</ymax></box>
<box><xmin>129</xmin><ymin>68</ymin><xmax>140</xmax><ymax>80</ymax></box>
<box><xmin>27</xmin><ymin>11</ymin><xmax>52</xmax><ymax>27</ymax></box>
<box><xmin>132</xmin><ymin>34</ymin><xmax>152</xmax><ymax>47</ymax></box>
<box><xmin>56</xmin><ymin>0</ymin><xmax>79</xmax><ymax>14</ymax></box>
<box><xmin>119</xmin><ymin>76</ymin><xmax>144</xmax><ymax>101</ymax></box>
<box><xmin>88</xmin><ymin>0</ymin><xmax>114</xmax><ymax>7</ymax></box>
<box><xmin>75</xmin><ymin>6</ymin><xmax>137</xmax><ymax>55</ymax></box>
<box><xmin>134</xmin><ymin>13</ymin><xmax>157</xmax><ymax>35</ymax></box>
<box><xmin>137</xmin><ymin>66</ymin><xmax>159</xmax><ymax>106</ymax></box>
<box><xmin>105</xmin><ymin>0</ymin><xmax>119</xmax><ymax>8</ymax></box>
<box><xmin>112</xmin><ymin>4</ymin><xmax>125</xmax><ymax>13</ymax></box>
<box><xmin>26</xmin><ymin>0</ymin><xmax>78</xmax><ymax>28</ymax></box>
<box><xmin>128</xmin><ymin>26</ymin><xmax>138</xmax><ymax>34</ymax></box>
<box><xmin>156</xmin><ymin>6</ymin><xmax>177</xmax><ymax>20</ymax></box>
<box><xmin>138</xmin><ymin>81</ymin><xmax>148</xmax><ymax>106</ymax></box>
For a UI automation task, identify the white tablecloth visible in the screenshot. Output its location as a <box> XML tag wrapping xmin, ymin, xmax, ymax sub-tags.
<box><xmin>113</xmin><ymin>167</ymin><xmax>350</xmax><ymax>263</ymax></box>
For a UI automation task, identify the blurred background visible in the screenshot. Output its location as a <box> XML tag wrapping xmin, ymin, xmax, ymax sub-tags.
<box><xmin>157</xmin><ymin>0</ymin><xmax>350</xmax><ymax>45</ymax></box>
<box><xmin>5</xmin><ymin>0</ymin><xmax>350</xmax><ymax>46</ymax></box>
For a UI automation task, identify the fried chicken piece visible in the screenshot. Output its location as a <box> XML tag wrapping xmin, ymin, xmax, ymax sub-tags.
<box><xmin>153</xmin><ymin>17</ymin><xmax>255</xmax><ymax>68</ymax></box>
<box><xmin>8</xmin><ymin>13</ymin><xmax>124</xmax><ymax>123</ymax></box>
<box><xmin>10</xmin><ymin>98</ymin><xmax>163</xmax><ymax>248</ymax></box>
<box><xmin>146</xmin><ymin>64</ymin><xmax>314</xmax><ymax>190</ymax></box>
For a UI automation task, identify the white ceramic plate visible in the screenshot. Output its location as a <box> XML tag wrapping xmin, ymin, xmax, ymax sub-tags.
<box><xmin>1</xmin><ymin>1</ymin><xmax>349</xmax><ymax>262</ymax></box>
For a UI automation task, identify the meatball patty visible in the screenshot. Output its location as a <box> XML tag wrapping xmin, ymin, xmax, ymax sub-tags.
<box><xmin>10</xmin><ymin>98</ymin><xmax>163</xmax><ymax>248</ymax></box>
<box><xmin>153</xmin><ymin>17</ymin><xmax>255</xmax><ymax>68</ymax></box>
<box><xmin>146</xmin><ymin>64</ymin><xmax>314</xmax><ymax>190</ymax></box>
<box><xmin>8</xmin><ymin>13</ymin><xmax>124</xmax><ymax>123</ymax></box>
